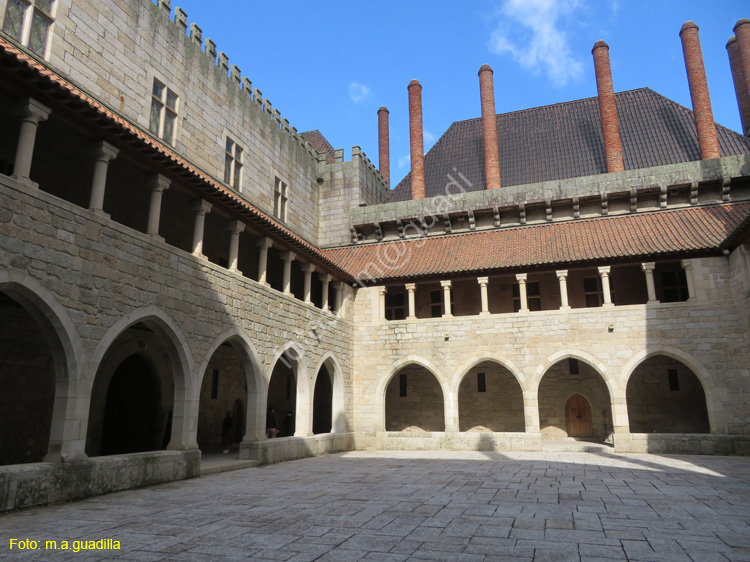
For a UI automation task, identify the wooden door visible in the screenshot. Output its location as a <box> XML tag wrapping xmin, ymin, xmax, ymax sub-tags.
<box><xmin>566</xmin><ymin>393</ymin><xmax>593</xmax><ymax>437</ymax></box>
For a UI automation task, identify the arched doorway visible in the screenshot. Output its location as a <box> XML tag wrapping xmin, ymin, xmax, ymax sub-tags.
<box><xmin>312</xmin><ymin>364</ymin><xmax>333</xmax><ymax>434</ymax></box>
<box><xmin>0</xmin><ymin>291</ymin><xmax>56</xmax><ymax>465</ymax></box>
<box><xmin>458</xmin><ymin>361</ymin><xmax>525</xmax><ymax>432</ymax></box>
<box><xmin>267</xmin><ymin>352</ymin><xmax>298</xmax><ymax>437</ymax></box>
<box><xmin>385</xmin><ymin>364</ymin><xmax>445</xmax><ymax>432</ymax></box>
<box><xmin>86</xmin><ymin>323</ymin><xmax>175</xmax><ymax>456</ymax></box>
<box><xmin>626</xmin><ymin>355</ymin><xmax>710</xmax><ymax>433</ymax></box>
<box><xmin>538</xmin><ymin>358</ymin><xmax>612</xmax><ymax>441</ymax></box>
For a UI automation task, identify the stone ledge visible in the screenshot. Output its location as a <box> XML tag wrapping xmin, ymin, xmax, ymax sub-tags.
<box><xmin>240</xmin><ymin>433</ymin><xmax>356</xmax><ymax>465</ymax></box>
<box><xmin>614</xmin><ymin>433</ymin><xmax>750</xmax><ymax>455</ymax></box>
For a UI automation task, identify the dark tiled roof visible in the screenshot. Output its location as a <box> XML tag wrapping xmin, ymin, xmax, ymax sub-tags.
<box><xmin>387</xmin><ymin>88</ymin><xmax>750</xmax><ymax>202</ymax></box>
<box><xmin>300</xmin><ymin>130</ymin><xmax>336</xmax><ymax>164</ymax></box>
<box><xmin>324</xmin><ymin>203</ymin><xmax>750</xmax><ymax>282</ymax></box>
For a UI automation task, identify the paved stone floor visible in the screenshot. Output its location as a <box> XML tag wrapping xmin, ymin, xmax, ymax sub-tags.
<box><xmin>1</xmin><ymin>450</ymin><xmax>750</xmax><ymax>561</ymax></box>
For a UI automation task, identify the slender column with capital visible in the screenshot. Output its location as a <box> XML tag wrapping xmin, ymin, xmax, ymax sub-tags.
<box><xmin>681</xmin><ymin>259</ymin><xmax>696</xmax><ymax>301</ymax></box>
<box><xmin>378</xmin><ymin>287</ymin><xmax>387</xmax><ymax>321</ymax></box>
<box><xmin>227</xmin><ymin>220</ymin><xmax>244</xmax><ymax>273</ymax></box>
<box><xmin>515</xmin><ymin>274</ymin><xmax>529</xmax><ymax>313</ymax></box>
<box><xmin>556</xmin><ymin>270</ymin><xmax>570</xmax><ymax>310</ymax></box>
<box><xmin>405</xmin><ymin>283</ymin><xmax>417</xmax><ymax>319</ymax></box>
<box><xmin>146</xmin><ymin>174</ymin><xmax>170</xmax><ymax>238</ymax></box>
<box><xmin>281</xmin><ymin>251</ymin><xmax>295</xmax><ymax>294</ymax></box>
<box><xmin>598</xmin><ymin>266</ymin><xmax>613</xmax><ymax>307</ymax></box>
<box><xmin>642</xmin><ymin>262</ymin><xmax>658</xmax><ymax>303</ymax></box>
<box><xmin>256</xmin><ymin>237</ymin><xmax>273</xmax><ymax>286</ymax></box>
<box><xmin>11</xmin><ymin>98</ymin><xmax>51</xmax><ymax>186</ymax></box>
<box><xmin>300</xmin><ymin>263</ymin><xmax>315</xmax><ymax>303</ymax></box>
<box><xmin>88</xmin><ymin>141</ymin><xmax>119</xmax><ymax>215</ymax></box>
<box><xmin>191</xmin><ymin>200</ymin><xmax>212</xmax><ymax>258</ymax></box>
<box><xmin>440</xmin><ymin>280</ymin><xmax>453</xmax><ymax>317</ymax></box>
<box><xmin>333</xmin><ymin>281</ymin><xmax>344</xmax><ymax>315</ymax></box>
<box><xmin>477</xmin><ymin>277</ymin><xmax>490</xmax><ymax>315</ymax></box>
<box><xmin>319</xmin><ymin>273</ymin><xmax>331</xmax><ymax>311</ymax></box>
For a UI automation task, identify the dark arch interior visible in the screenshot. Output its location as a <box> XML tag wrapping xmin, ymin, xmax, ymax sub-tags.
<box><xmin>0</xmin><ymin>292</ymin><xmax>56</xmax><ymax>465</ymax></box>
<box><xmin>267</xmin><ymin>353</ymin><xmax>297</xmax><ymax>437</ymax></box>
<box><xmin>458</xmin><ymin>361</ymin><xmax>525</xmax><ymax>432</ymax></box>
<box><xmin>313</xmin><ymin>364</ymin><xmax>333</xmax><ymax>434</ymax></box>
<box><xmin>385</xmin><ymin>364</ymin><xmax>445</xmax><ymax>432</ymax></box>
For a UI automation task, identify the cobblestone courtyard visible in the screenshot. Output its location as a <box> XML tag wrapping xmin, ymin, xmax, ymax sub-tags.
<box><xmin>1</xmin><ymin>450</ymin><xmax>750</xmax><ymax>561</ymax></box>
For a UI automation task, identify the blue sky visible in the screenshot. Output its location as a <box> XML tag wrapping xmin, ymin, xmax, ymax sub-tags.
<box><xmin>169</xmin><ymin>0</ymin><xmax>748</xmax><ymax>189</ymax></box>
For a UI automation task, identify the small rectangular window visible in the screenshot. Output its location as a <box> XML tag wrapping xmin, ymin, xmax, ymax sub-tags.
<box><xmin>661</xmin><ymin>269</ymin><xmax>689</xmax><ymax>303</ymax></box>
<box><xmin>210</xmin><ymin>369</ymin><xmax>219</xmax><ymax>399</ymax></box>
<box><xmin>385</xmin><ymin>291</ymin><xmax>406</xmax><ymax>321</ymax></box>
<box><xmin>477</xmin><ymin>372</ymin><xmax>486</xmax><ymax>393</ymax></box>
<box><xmin>149</xmin><ymin>79</ymin><xmax>178</xmax><ymax>144</ymax></box>
<box><xmin>569</xmin><ymin>358</ymin><xmax>579</xmax><ymax>375</ymax></box>
<box><xmin>224</xmin><ymin>138</ymin><xmax>243</xmax><ymax>190</ymax></box>
<box><xmin>513</xmin><ymin>281</ymin><xmax>541</xmax><ymax>312</ymax></box>
<box><xmin>3</xmin><ymin>0</ymin><xmax>55</xmax><ymax>56</ymax></box>
<box><xmin>286</xmin><ymin>374</ymin><xmax>293</xmax><ymax>400</ymax></box>
<box><xmin>430</xmin><ymin>290</ymin><xmax>441</xmax><ymax>318</ymax></box>
<box><xmin>668</xmin><ymin>369</ymin><xmax>680</xmax><ymax>391</ymax></box>
<box><xmin>273</xmin><ymin>177</ymin><xmax>288</xmax><ymax>221</ymax></box>
<box><xmin>399</xmin><ymin>373</ymin><xmax>407</xmax><ymax>397</ymax></box>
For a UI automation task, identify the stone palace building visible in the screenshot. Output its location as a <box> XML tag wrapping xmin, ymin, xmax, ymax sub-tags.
<box><xmin>1</xmin><ymin>0</ymin><xmax>750</xmax><ymax>511</ymax></box>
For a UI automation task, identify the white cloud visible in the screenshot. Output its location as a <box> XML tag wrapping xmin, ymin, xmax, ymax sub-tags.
<box><xmin>398</xmin><ymin>154</ymin><xmax>411</xmax><ymax>170</ymax></box>
<box><xmin>488</xmin><ymin>0</ymin><xmax>585</xmax><ymax>87</ymax></box>
<box><xmin>348</xmin><ymin>82</ymin><xmax>371</xmax><ymax>103</ymax></box>
<box><xmin>424</xmin><ymin>130</ymin><xmax>437</xmax><ymax>144</ymax></box>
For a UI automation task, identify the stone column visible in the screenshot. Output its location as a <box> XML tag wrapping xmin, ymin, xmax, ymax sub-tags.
<box><xmin>227</xmin><ymin>220</ymin><xmax>244</xmax><ymax>273</ymax></box>
<box><xmin>556</xmin><ymin>270</ymin><xmax>570</xmax><ymax>310</ymax></box>
<box><xmin>681</xmin><ymin>259</ymin><xmax>696</xmax><ymax>301</ymax></box>
<box><xmin>523</xmin><ymin>390</ymin><xmax>541</xmax><ymax>434</ymax></box>
<box><xmin>598</xmin><ymin>266</ymin><xmax>613</xmax><ymax>307</ymax></box>
<box><xmin>256</xmin><ymin>237</ymin><xmax>272</xmax><ymax>286</ymax></box>
<box><xmin>319</xmin><ymin>273</ymin><xmax>331</xmax><ymax>311</ymax></box>
<box><xmin>281</xmin><ymin>251</ymin><xmax>295</xmax><ymax>294</ymax></box>
<box><xmin>88</xmin><ymin>141</ymin><xmax>119</xmax><ymax>215</ymax></box>
<box><xmin>440</xmin><ymin>280</ymin><xmax>452</xmax><ymax>317</ymax></box>
<box><xmin>300</xmin><ymin>263</ymin><xmax>315</xmax><ymax>303</ymax></box>
<box><xmin>378</xmin><ymin>286</ymin><xmax>387</xmax><ymax>321</ymax></box>
<box><xmin>642</xmin><ymin>262</ymin><xmax>658</xmax><ymax>303</ymax></box>
<box><xmin>444</xmin><ymin>390</ymin><xmax>459</xmax><ymax>433</ymax></box>
<box><xmin>11</xmin><ymin>98</ymin><xmax>51</xmax><ymax>187</ymax></box>
<box><xmin>405</xmin><ymin>283</ymin><xmax>417</xmax><ymax>319</ymax></box>
<box><xmin>333</xmin><ymin>281</ymin><xmax>344</xmax><ymax>316</ymax></box>
<box><xmin>515</xmin><ymin>274</ymin><xmax>529</xmax><ymax>313</ymax></box>
<box><xmin>146</xmin><ymin>174</ymin><xmax>170</xmax><ymax>238</ymax></box>
<box><xmin>190</xmin><ymin>200</ymin><xmax>212</xmax><ymax>258</ymax></box>
<box><xmin>477</xmin><ymin>276</ymin><xmax>490</xmax><ymax>315</ymax></box>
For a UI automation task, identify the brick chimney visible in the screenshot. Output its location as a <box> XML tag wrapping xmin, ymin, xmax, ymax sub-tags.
<box><xmin>680</xmin><ymin>21</ymin><xmax>721</xmax><ymax>159</ymax></box>
<box><xmin>377</xmin><ymin>107</ymin><xmax>390</xmax><ymax>188</ymax></box>
<box><xmin>478</xmin><ymin>64</ymin><xmax>502</xmax><ymax>189</ymax></box>
<box><xmin>727</xmin><ymin>37</ymin><xmax>750</xmax><ymax>136</ymax></box>
<box><xmin>733</xmin><ymin>19</ymin><xmax>750</xmax><ymax>135</ymax></box>
<box><xmin>408</xmin><ymin>80</ymin><xmax>426</xmax><ymax>200</ymax></box>
<box><xmin>592</xmin><ymin>41</ymin><xmax>624</xmax><ymax>173</ymax></box>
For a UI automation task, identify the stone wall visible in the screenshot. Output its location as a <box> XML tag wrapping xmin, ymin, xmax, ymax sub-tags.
<box><xmin>458</xmin><ymin>361</ymin><xmax>525</xmax><ymax>432</ymax></box>
<box><xmin>384</xmin><ymin>364</ymin><xmax>445</xmax><ymax>431</ymax></box>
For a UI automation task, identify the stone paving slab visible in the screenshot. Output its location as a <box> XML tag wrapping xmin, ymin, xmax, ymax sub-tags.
<box><xmin>1</xmin><ymin>451</ymin><xmax>750</xmax><ymax>561</ymax></box>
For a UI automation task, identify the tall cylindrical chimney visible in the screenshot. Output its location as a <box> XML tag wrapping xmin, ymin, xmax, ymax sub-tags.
<box><xmin>592</xmin><ymin>40</ymin><xmax>624</xmax><ymax>173</ymax></box>
<box><xmin>727</xmin><ymin>37</ymin><xmax>750</xmax><ymax>136</ymax></box>
<box><xmin>734</xmin><ymin>19</ymin><xmax>750</xmax><ymax>135</ymax></box>
<box><xmin>377</xmin><ymin>106</ymin><xmax>390</xmax><ymax>188</ymax></box>
<box><xmin>408</xmin><ymin>79</ymin><xmax>426</xmax><ymax>200</ymax></box>
<box><xmin>478</xmin><ymin>64</ymin><xmax>502</xmax><ymax>189</ymax></box>
<box><xmin>680</xmin><ymin>21</ymin><xmax>721</xmax><ymax>160</ymax></box>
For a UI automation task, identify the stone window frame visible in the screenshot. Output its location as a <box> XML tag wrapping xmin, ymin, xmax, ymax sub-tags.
<box><xmin>149</xmin><ymin>78</ymin><xmax>179</xmax><ymax>145</ymax></box>
<box><xmin>385</xmin><ymin>290</ymin><xmax>406</xmax><ymax>321</ymax></box>
<box><xmin>273</xmin><ymin>175</ymin><xmax>288</xmax><ymax>222</ymax></box>
<box><xmin>223</xmin><ymin>137</ymin><xmax>243</xmax><ymax>191</ymax></box>
<box><xmin>512</xmin><ymin>281</ymin><xmax>541</xmax><ymax>312</ymax></box>
<box><xmin>429</xmin><ymin>288</ymin><xmax>453</xmax><ymax>318</ymax></box>
<box><xmin>583</xmin><ymin>275</ymin><xmax>616</xmax><ymax>308</ymax></box>
<box><xmin>2</xmin><ymin>0</ymin><xmax>56</xmax><ymax>58</ymax></box>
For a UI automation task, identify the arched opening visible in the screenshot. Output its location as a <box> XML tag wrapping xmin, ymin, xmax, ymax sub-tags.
<box><xmin>385</xmin><ymin>364</ymin><xmax>445</xmax><ymax>432</ymax></box>
<box><xmin>267</xmin><ymin>352</ymin><xmax>298</xmax><ymax>437</ymax></box>
<box><xmin>197</xmin><ymin>341</ymin><xmax>250</xmax><ymax>453</ymax></box>
<box><xmin>458</xmin><ymin>361</ymin><xmax>525</xmax><ymax>432</ymax></box>
<box><xmin>538</xmin><ymin>358</ymin><xmax>613</xmax><ymax>441</ymax></box>
<box><xmin>0</xmin><ymin>291</ymin><xmax>56</xmax><ymax>465</ymax></box>
<box><xmin>86</xmin><ymin>323</ymin><xmax>175</xmax><ymax>456</ymax></box>
<box><xmin>101</xmin><ymin>354</ymin><xmax>161</xmax><ymax>455</ymax></box>
<box><xmin>626</xmin><ymin>355</ymin><xmax>710</xmax><ymax>433</ymax></box>
<box><xmin>312</xmin><ymin>364</ymin><xmax>333</xmax><ymax>434</ymax></box>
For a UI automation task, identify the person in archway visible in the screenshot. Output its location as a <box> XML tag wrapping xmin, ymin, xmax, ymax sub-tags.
<box><xmin>266</xmin><ymin>407</ymin><xmax>279</xmax><ymax>438</ymax></box>
<box><xmin>222</xmin><ymin>411</ymin><xmax>233</xmax><ymax>453</ymax></box>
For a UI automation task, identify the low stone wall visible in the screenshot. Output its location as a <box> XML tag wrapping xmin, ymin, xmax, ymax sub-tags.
<box><xmin>241</xmin><ymin>433</ymin><xmax>356</xmax><ymax>465</ymax></box>
<box><xmin>0</xmin><ymin>450</ymin><xmax>200</xmax><ymax>512</ymax></box>
<box><xmin>357</xmin><ymin>432</ymin><xmax>541</xmax><ymax>452</ymax></box>
<box><xmin>615</xmin><ymin>433</ymin><xmax>750</xmax><ymax>455</ymax></box>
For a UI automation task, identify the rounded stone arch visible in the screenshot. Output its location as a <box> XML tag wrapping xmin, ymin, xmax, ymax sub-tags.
<box><xmin>312</xmin><ymin>352</ymin><xmax>348</xmax><ymax>433</ymax></box>
<box><xmin>377</xmin><ymin>356</ymin><xmax>450</xmax><ymax>432</ymax></box>
<box><xmin>0</xmin><ymin>269</ymin><xmax>86</xmax><ymax>461</ymax></box>
<box><xmin>266</xmin><ymin>341</ymin><xmax>311</xmax><ymax>437</ymax></box>
<box><xmin>453</xmin><ymin>355</ymin><xmax>527</xmax><ymax>433</ymax></box>
<box><xmin>88</xmin><ymin>306</ymin><xmax>195</xmax><ymax>451</ymax></box>
<box><xmin>622</xmin><ymin>347</ymin><xmax>716</xmax><ymax>433</ymax></box>
<box><xmin>195</xmin><ymin>328</ymin><xmax>266</xmax><ymax>447</ymax></box>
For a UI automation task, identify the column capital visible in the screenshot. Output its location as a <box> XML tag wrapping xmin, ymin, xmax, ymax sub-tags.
<box><xmin>641</xmin><ymin>262</ymin><xmax>656</xmax><ymax>273</ymax></box>
<box><xmin>556</xmin><ymin>269</ymin><xmax>568</xmax><ymax>280</ymax></box>
<box><xmin>405</xmin><ymin>283</ymin><xmax>417</xmax><ymax>292</ymax></box>
<box><xmin>680</xmin><ymin>259</ymin><xmax>693</xmax><ymax>271</ymax></box>
<box><xmin>281</xmin><ymin>251</ymin><xmax>296</xmax><ymax>264</ymax></box>
<box><xmin>19</xmin><ymin>97</ymin><xmax>51</xmax><ymax>123</ymax></box>
<box><xmin>318</xmin><ymin>272</ymin><xmax>332</xmax><ymax>284</ymax></box>
<box><xmin>597</xmin><ymin>265</ymin><xmax>611</xmax><ymax>276</ymax></box>
<box><xmin>191</xmin><ymin>199</ymin><xmax>212</xmax><ymax>215</ymax></box>
<box><xmin>256</xmin><ymin>236</ymin><xmax>273</xmax><ymax>249</ymax></box>
<box><xmin>378</xmin><ymin>286</ymin><xmax>388</xmax><ymax>296</ymax></box>
<box><xmin>227</xmin><ymin>219</ymin><xmax>245</xmax><ymax>234</ymax></box>
<box><xmin>300</xmin><ymin>262</ymin><xmax>315</xmax><ymax>273</ymax></box>
<box><xmin>332</xmin><ymin>280</ymin><xmax>344</xmax><ymax>290</ymax></box>
<box><xmin>515</xmin><ymin>273</ymin><xmax>527</xmax><ymax>283</ymax></box>
<box><xmin>477</xmin><ymin>276</ymin><xmax>489</xmax><ymax>286</ymax></box>
<box><xmin>147</xmin><ymin>173</ymin><xmax>171</xmax><ymax>192</ymax></box>
<box><xmin>91</xmin><ymin>140</ymin><xmax>119</xmax><ymax>162</ymax></box>
<box><xmin>440</xmin><ymin>280</ymin><xmax>452</xmax><ymax>289</ymax></box>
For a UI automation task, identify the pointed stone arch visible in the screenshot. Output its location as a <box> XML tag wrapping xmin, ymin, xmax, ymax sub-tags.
<box><xmin>267</xmin><ymin>341</ymin><xmax>310</xmax><ymax>437</ymax></box>
<box><xmin>312</xmin><ymin>352</ymin><xmax>347</xmax><ymax>433</ymax></box>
